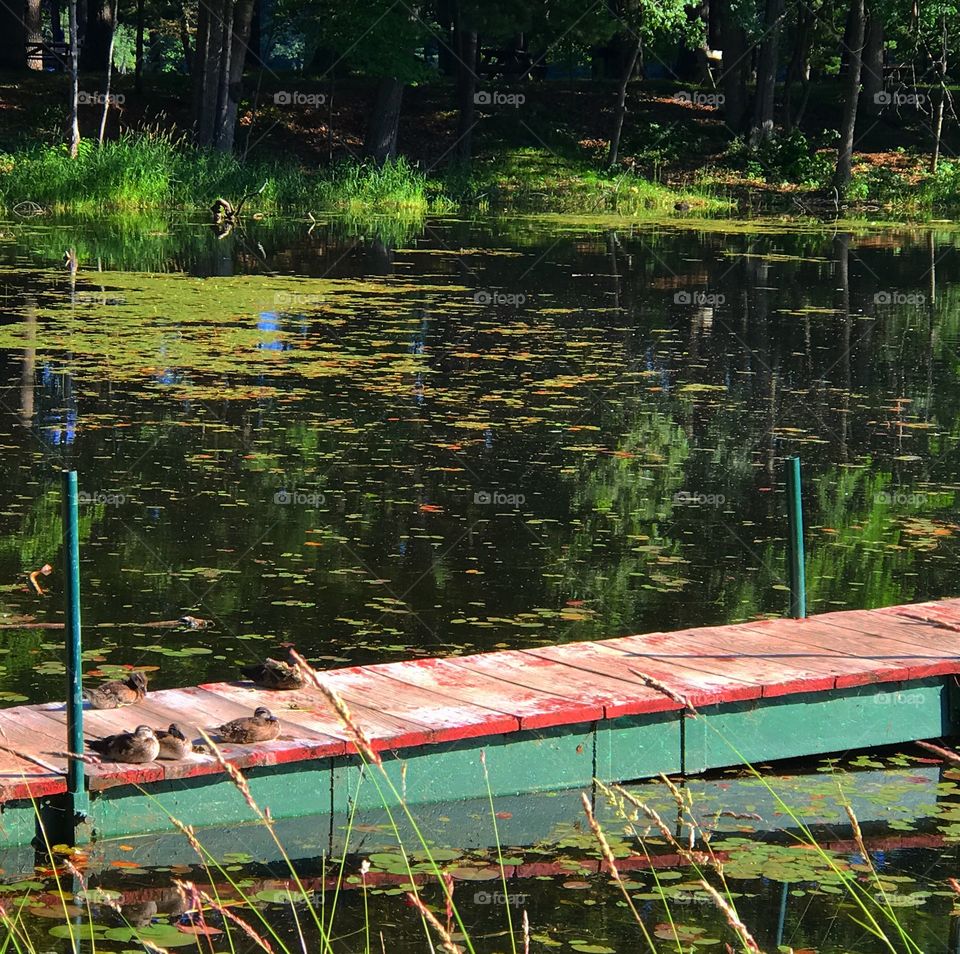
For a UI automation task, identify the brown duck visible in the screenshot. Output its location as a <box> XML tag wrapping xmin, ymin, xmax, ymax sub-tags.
<box><xmin>83</xmin><ymin>671</ymin><xmax>148</xmax><ymax>709</ymax></box>
<box><xmin>87</xmin><ymin>725</ymin><xmax>160</xmax><ymax>763</ymax></box>
<box><xmin>215</xmin><ymin>706</ymin><xmax>281</xmax><ymax>744</ymax></box>
<box><xmin>155</xmin><ymin>723</ymin><xmax>192</xmax><ymax>760</ymax></box>
<box><xmin>240</xmin><ymin>646</ymin><xmax>304</xmax><ymax>690</ymax></box>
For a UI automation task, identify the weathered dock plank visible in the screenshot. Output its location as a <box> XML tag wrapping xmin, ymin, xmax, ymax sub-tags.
<box><xmin>0</xmin><ymin>598</ymin><xmax>959</xmax><ymax>844</ymax></box>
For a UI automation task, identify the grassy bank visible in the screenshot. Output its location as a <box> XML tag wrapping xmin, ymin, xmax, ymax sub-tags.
<box><xmin>0</xmin><ymin>131</ymin><xmax>726</xmax><ymax>217</ymax></box>
<box><xmin>0</xmin><ymin>133</ymin><xmax>454</xmax><ymax>216</ymax></box>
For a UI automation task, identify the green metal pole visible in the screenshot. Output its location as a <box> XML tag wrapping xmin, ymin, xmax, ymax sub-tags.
<box><xmin>62</xmin><ymin>470</ymin><xmax>88</xmax><ymax>821</ymax></box>
<box><xmin>785</xmin><ymin>456</ymin><xmax>807</xmax><ymax>619</ymax></box>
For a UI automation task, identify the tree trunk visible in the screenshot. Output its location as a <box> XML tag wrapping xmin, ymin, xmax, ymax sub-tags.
<box><xmin>192</xmin><ymin>0</ymin><xmax>253</xmax><ymax>152</ymax></box>
<box><xmin>453</xmin><ymin>14</ymin><xmax>477</xmax><ymax>165</ymax></box>
<box><xmin>192</xmin><ymin>0</ymin><xmax>216</xmax><ymax>145</ymax></box>
<box><xmin>930</xmin><ymin>15</ymin><xmax>947</xmax><ymax>173</ymax></box>
<box><xmin>79</xmin><ymin>0</ymin><xmax>114</xmax><ymax>72</ymax></box>
<box><xmin>26</xmin><ymin>0</ymin><xmax>42</xmax><ymax>69</ymax></box>
<box><xmin>784</xmin><ymin>0</ymin><xmax>813</xmax><ymax>129</ymax></box>
<box><xmin>98</xmin><ymin>0</ymin><xmax>116</xmax><ymax>143</ymax></box>
<box><xmin>750</xmin><ymin>0</ymin><xmax>784</xmax><ymax>143</ymax></box>
<box><xmin>719</xmin><ymin>0</ymin><xmax>749</xmax><ymax>134</ymax></box>
<box><xmin>860</xmin><ymin>8</ymin><xmax>884</xmax><ymax>117</ymax></box>
<box><xmin>833</xmin><ymin>0</ymin><xmax>865</xmax><ymax>193</ymax></box>
<box><xmin>67</xmin><ymin>0</ymin><xmax>80</xmax><ymax>157</ymax></box>
<box><xmin>364</xmin><ymin>76</ymin><xmax>404</xmax><ymax>163</ymax></box>
<box><xmin>215</xmin><ymin>0</ymin><xmax>254</xmax><ymax>152</ymax></box>
<box><xmin>608</xmin><ymin>33</ymin><xmax>642</xmax><ymax>166</ymax></box>
<box><xmin>134</xmin><ymin>0</ymin><xmax>143</xmax><ymax>91</ymax></box>
<box><xmin>179</xmin><ymin>6</ymin><xmax>192</xmax><ymax>72</ymax></box>
<box><xmin>247</xmin><ymin>0</ymin><xmax>262</xmax><ymax>70</ymax></box>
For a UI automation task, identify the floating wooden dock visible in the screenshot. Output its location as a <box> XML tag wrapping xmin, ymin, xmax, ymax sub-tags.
<box><xmin>1</xmin><ymin>598</ymin><xmax>960</xmax><ymax>847</ymax></box>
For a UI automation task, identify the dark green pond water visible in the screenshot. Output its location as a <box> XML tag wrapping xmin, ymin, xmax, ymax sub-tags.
<box><xmin>1</xmin><ymin>214</ymin><xmax>959</xmax><ymax>951</ymax></box>
<box><xmin>0</xmin><ymin>216</ymin><xmax>958</xmax><ymax>699</ymax></box>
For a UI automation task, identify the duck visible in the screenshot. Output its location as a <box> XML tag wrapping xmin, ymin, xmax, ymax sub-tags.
<box><xmin>240</xmin><ymin>645</ymin><xmax>304</xmax><ymax>690</ymax></box>
<box><xmin>215</xmin><ymin>706</ymin><xmax>281</xmax><ymax>744</ymax></box>
<box><xmin>83</xmin><ymin>671</ymin><xmax>148</xmax><ymax>709</ymax></box>
<box><xmin>178</xmin><ymin>615</ymin><xmax>212</xmax><ymax>630</ymax></box>
<box><xmin>674</xmin><ymin>200</ymin><xmax>692</xmax><ymax>213</ymax></box>
<box><xmin>87</xmin><ymin>725</ymin><xmax>160</xmax><ymax>763</ymax></box>
<box><xmin>155</xmin><ymin>723</ymin><xmax>193</xmax><ymax>760</ymax></box>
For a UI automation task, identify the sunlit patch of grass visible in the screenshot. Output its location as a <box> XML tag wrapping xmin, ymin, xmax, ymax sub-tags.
<box><xmin>0</xmin><ymin>134</ymin><xmax>450</xmax><ymax>216</ymax></box>
<box><xmin>450</xmin><ymin>146</ymin><xmax>730</xmax><ymax>216</ymax></box>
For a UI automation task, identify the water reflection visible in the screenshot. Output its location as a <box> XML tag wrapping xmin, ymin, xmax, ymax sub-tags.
<box><xmin>0</xmin><ymin>218</ymin><xmax>957</xmax><ymax>703</ymax></box>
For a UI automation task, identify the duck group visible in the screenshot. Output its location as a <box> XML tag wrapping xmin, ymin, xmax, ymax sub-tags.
<box><xmin>82</xmin><ymin>646</ymin><xmax>304</xmax><ymax>764</ymax></box>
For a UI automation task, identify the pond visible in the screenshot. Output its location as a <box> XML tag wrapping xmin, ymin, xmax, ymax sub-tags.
<box><xmin>0</xmin><ymin>213</ymin><xmax>959</xmax><ymax>950</ymax></box>
<box><xmin>0</xmin><ymin>215</ymin><xmax>958</xmax><ymax>701</ymax></box>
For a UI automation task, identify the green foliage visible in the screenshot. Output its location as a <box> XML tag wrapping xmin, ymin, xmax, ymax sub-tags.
<box><xmin>925</xmin><ymin>158</ymin><xmax>960</xmax><ymax>208</ymax></box>
<box><xmin>0</xmin><ymin>133</ymin><xmax>445</xmax><ymax>214</ymax></box>
<box><xmin>111</xmin><ymin>23</ymin><xmax>137</xmax><ymax>73</ymax></box>
<box><xmin>730</xmin><ymin>130</ymin><xmax>834</xmax><ymax>186</ymax></box>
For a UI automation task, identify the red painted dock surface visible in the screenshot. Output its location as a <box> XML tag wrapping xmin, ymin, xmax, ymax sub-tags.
<box><xmin>1</xmin><ymin>598</ymin><xmax>959</xmax><ymax>802</ymax></box>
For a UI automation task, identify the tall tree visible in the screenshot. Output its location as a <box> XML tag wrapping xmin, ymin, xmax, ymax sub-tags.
<box><xmin>98</xmin><ymin>0</ymin><xmax>117</xmax><ymax>142</ymax></box>
<box><xmin>750</xmin><ymin>0</ymin><xmax>785</xmax><ymax>142</ymax></box>
<box><xmin>365</xmin><ymin>77</ymin><xmax>405</xmax><ymax>163</ymax></box>
<box><xmin>606</xmin><ymin>0</ymin><xmax>692</xmax><ymax>165</ymax></box>
<box><xmin>311</xmin><ymin>0</ymin><xmax>429</xmax><ymax>163</ymax></box>
<box><xmin>860</xmin><ymin>8</ymin><xmax>884</xmax><ymax>116</ymax></box>
<box><xmin>607</xmin><ymin>32</ymin><xmax>642</xmax><ymax>166</ymax></box>
<box><xmin>192</xmin><ymin>0</ymin><xmax>255</xmax><ymax>151</ymax></box>
<box><xmin>67</xmin><ymin>0</ymin><xmax>80</xmax><ymax>157</ymax></box>
<box><xmin>718</xmin><ymin>0</ymin><xmax>750</xmax><ymax>133</ymax></box>
<box><xmin>26</xmin><ymin>0</ymin><xmax>42</xmax><ymax>69</ymax></box>
<box><xmin>80</xmin><ymin>0</ymin><xmax>115</xmax><ymax>72</ymax></box>
<box><xmin>833</xmin><ymin>0</ymin><xmax>865</xmax><ymax>192</ymax></box>
<box><xmin>784</xmin><ymin>0</ymin><xmax>815</xmax><ymax>129</ymax></box>
<box><xmin>452</xmin><ymin>2</ymin><xmax>478</xmax><ymax>165</ymax></box>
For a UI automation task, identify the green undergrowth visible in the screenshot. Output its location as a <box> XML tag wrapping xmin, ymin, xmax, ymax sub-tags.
<box><xmin>0</xmin><ymin>133</ymin><xmax>449</xmax><ymax>216</ymax></box>
<box><xmin>0</xmin><ymin>131</ymin><xmax>726</xmax><ymax>217</ymax></box>
<box><xmin>451</xmin><ymin>145</ymin><xmax>731</xmax><ymax>216</ymax></box>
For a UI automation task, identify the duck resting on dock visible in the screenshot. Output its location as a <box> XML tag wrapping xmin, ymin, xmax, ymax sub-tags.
<box><xmin>87</xmin><ymin>725</ymin><xmax>160</xmax><ymax>763</ymax></box>
<box><xmin>155</xmin><ymin>723</ymin><xmax>193</xmax><ymax>760</ymax></box>
<box><xmin>216</xmin><ymin>706</ymin><xmax>281</xmax><ymax>743</ymax></box>
<box><xmin>240</xmin><ymin>646</ymin><xmax>304</xmax><ymax>690</ymax></box>
<box><xmin>83</xmin><ymin>671</ymin><xmax>148</xmax><ymax>709</ymax></box>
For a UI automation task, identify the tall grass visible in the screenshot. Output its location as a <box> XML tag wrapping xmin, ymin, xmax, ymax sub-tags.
<box><xmin>0</xmin><ymin>132</ymin><xmax>446</xmax><ymax>215</ymax></box>
<box><xmin>0</xmin><ymin>131</ymin><xmax>721</xmax><ymax>217</ymax></box>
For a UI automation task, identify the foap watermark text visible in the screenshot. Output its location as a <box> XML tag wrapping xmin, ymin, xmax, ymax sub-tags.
<box><xmin>474</xmin><ymin>490</ymin><xmax>525</xmax><ymax>507</ymax></box>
